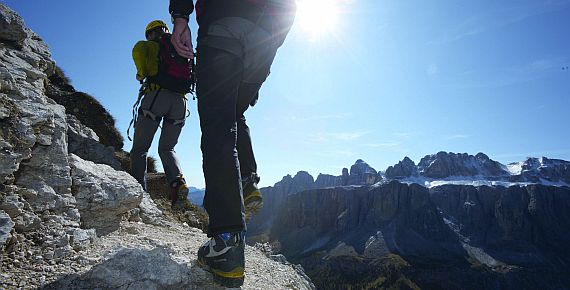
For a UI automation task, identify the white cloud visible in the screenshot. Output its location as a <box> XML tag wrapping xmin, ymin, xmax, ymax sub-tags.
<box><xmin>442</xmin><ymin>56</ymin><xmax>568</xmax><ymax>89</ymax></box>
<box><xmin>446</xmin><ymin>134</ymin><xmax>470</xmax><ymax>140</ymax></box>
<box><xmin>328</xmin><ymin>131</ymin><xmax>369</xmax><ymax>141</ymax></box>
<box><xmin>309</xmin><ymin>130</ymin><xmax>370</xmax><ymax>143</ymax></box>
<box><xmin>392</xmin><ymin>132</ymin><xmax>416</xmax><ymax>139</ymax></box>
<box><xmin>318</xmin><ymin>149</ymin><xmax>357</xmax><ymax>157</ymax></box>
<box><xmin>289</xmin><ymin>113</ymin><xmax>350</xmax><ymax>122</ymax></box>
<box><xmin>430</xmin><ymin>1</ymin><xmax>570</xmax><ymax>45</ymax></box>
<box><xmin>364</xmin><ymin>142</ymin><xmax>400</xmax><ymax>148</ymax></box>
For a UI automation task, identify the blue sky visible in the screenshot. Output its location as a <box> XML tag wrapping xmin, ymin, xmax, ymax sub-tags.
<box><xmin>4</xmin><ymin>0</ymin><xmax>570</xmax><ymax>188</ymax></box>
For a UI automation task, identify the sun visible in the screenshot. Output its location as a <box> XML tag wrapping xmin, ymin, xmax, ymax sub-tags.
<box><xmin>296</xmin><ymin>0</ymin><xmax>340</xmax><ymax>39</ymax></box>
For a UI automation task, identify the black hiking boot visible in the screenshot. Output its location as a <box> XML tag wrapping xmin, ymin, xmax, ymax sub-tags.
<box><xmin>197</xmin><ymin>232</ymin><xmax>245</xmax><ymax>288</ymax></box>
<box><xmin>242</xmin><ymin>173</ymin><xmax>262</xmax><ymax>221</ymax></box>
<box><xmin>170</xmin><ymin>175</ymin><xmax>190</xmax><ymax>210</ymax></box>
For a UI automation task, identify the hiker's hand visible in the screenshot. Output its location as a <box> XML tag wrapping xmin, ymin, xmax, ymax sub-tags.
<box><xmin>136</xmin><ymin>74</ymin><xmax>144</xmax><ymax>81</ymax></box>
<box><xmin>171</xmin><ymin>18</ymin><xmax>194</xmax><ymax>59</ymax></box>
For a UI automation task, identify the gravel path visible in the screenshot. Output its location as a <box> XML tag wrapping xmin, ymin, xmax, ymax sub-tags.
<box><xmin>1</xmin><ymin>220</ymin><xmax>314</xmax><ymax>290</ymax></box>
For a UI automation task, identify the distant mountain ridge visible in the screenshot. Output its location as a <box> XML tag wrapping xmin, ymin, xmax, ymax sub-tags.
<box><xmin>187</xmin><ymin>186</ymin><xmax>205</xmax><ymax>206</ymax></box>
<box><xmin>386</xmin><ymin>152</ymin><xmax>570</xmax><ymax>186</ymax></box>
<box><xmin>247</xmin><ymin>152</ymin><xmax>570</xmax><ymax>289</ymax></box>
<box><xmin>249</xmin><ymin>152</ymin><xmax>570</xmax><ymax>239</ymax></box>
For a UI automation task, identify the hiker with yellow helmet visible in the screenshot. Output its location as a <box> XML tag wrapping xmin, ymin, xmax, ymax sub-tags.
<box><xmin>129</xmin><ymin>19</ymin><xmax>195</xmax><ymax>210</ymax></box>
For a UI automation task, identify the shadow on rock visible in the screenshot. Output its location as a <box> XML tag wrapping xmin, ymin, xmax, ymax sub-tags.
<box><xmin>42</xmin><ymin>247</ymin><xmax>223</xmax><ymax>290</ymax></box>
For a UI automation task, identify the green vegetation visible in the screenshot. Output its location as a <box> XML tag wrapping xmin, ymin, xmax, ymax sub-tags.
<box><xmin>306</xmin><ymin>254</ymin><xmax>420</xmax><ymax>290</ymax></box>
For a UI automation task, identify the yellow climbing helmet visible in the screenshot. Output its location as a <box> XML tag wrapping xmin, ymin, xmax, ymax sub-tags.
<box><xmin>145</xmin><ymin>20</ymin><xmax>169</xmax><ymax>37</ymax></box>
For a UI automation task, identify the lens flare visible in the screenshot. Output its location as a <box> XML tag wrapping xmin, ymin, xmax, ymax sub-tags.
<box><xmin>296</xmin><ymin>0</ymin><xmax>340</xmax><ymax>40</ymax></box>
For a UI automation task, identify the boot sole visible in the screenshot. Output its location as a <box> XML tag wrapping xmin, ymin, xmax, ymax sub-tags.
<box><xmin>197</xmin><ymin>258</ymin><xmax>245</xmax><ymax>287</ymax></box>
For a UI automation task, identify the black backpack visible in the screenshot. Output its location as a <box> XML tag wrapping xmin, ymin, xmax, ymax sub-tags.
<box><xmin>152</xmin><ymin>33</ymin><xmax>195</xmax><ymax>94</ymax></box>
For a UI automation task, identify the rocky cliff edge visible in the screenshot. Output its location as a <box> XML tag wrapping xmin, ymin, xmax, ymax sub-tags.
<box><xmin>0</xmin><ymin>4</ymin><xmax>314</xmax><ymax>289</ymax></box>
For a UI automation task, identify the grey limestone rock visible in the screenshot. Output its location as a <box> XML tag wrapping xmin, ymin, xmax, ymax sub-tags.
<box><xmin>247</xmin><ymin>171</ymin><xmax>316</xmax><ymax>237</ymax></box>
<box><xmin>138</xmin><ymin>191</ymin><xmax>163</xmax><ymax>226</ymax></box>
<box><xmin>325</xmin><ymin>242</ymin><xmax>359</xmax><ymax>259</ymax></box>
<box><xmin>292</xmin><ymin>171</ymin><xmax>316</xmax><ymax>188</ymax></box>
<box><xmin>68</xmin><ymin>228</ymin><xmax>96</xmax><ymax>251</ymax></box>
<box><xmin>270</xmin><ymin>253</ymin><xmax>291</xmax><ymax>265</ymax></box>
<box><xmin>13</xmin><ymin>212</ymin><xmax>41</xmax><ymax>232</ymax></box>
<box><xmin>341</xmin><ymin>167</ymin><xmax>349</xmax><ymax>185</ymax></box>
<box><xmin>314</xmin><ymin>173</ymin><xmax>343</xmax><ymax>188</ymax></box>
<box><xmin>516</xmin><ymin>157</ymin><xmax>570</xmax><ymax>184</ymax></box>
<box><xmin>15</xmin><ymin>103</ymin><xmax>74</xmax><ymax>206</ymax></box>
<box><xmin>69</xmin><ymin>154</ymin><xmax>143</xmax><ymax>235</ymax></box>
<box><xmin>66</xmin><ymin>114</ymin><xmax>121</xmax><ymax>170</ymax></box>
<box><xmin>363</xmin><ymin>231</ymin><xmax>391</xmax><ymax>258</ymax></box>
<box><xmin>0</xmin><ymin>194</ymin><xmax>23</xmax><ymax>217</ymax></box>
<box><xmin>0</xmin><ymin>210</ymin><xmax>14</xmax><ymax>246</ymax></box>
<box><xmin>348</xmin><ymin>159</ymin><xmax>378</xmax><ymax>185</ymax></box>
<box><xmin>385</xmin><ymin>156</ymin><xmax>417</xmax><ymax>179</ymax></box>
<box><xmin>417</xmin><ymin>151</ymin><xmax>508</xmax><ymax>179</ymax></box>
<box><xmin>0</xmin><ymin>4</ymin><xmax>28</xmax><ymax>45</ymax></box>
<box><xmin>270</xmin><ymin>182</ymin><xmax>451</xmax><ymax>259</ymax></box>
<box><xmin>44</xmin><ymin>247</ymin><xmax>194</xmax><ymax>289</ymax></box>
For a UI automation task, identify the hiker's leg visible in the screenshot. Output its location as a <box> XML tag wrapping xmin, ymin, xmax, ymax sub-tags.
<box><xmin>236</xmin><ymin>83</ymin><xmax>262</xmax><ymax>179</ymax></box>
<box><xmin>130</xmin><ymin>112</ymin><xmax>160</xmax><ymax>190</ymax></box>
<box><xmin>130</xmin><ymin>90</ymin><xmax>167</xmax><ymax>190</ymax></box>
<box><xmin>159</xmin><ymin>90</ymin><xmax>187</xmax><ymax>184</ymax></box>
<box><xmin>234</xmin><ymin>24</ymin><xmax>279</xmax><ymax>179</ymax></box>
<box><xmin>197</xmin><ymin>44</ymin><xmax>245</xmax><ymax>236</ymax></box>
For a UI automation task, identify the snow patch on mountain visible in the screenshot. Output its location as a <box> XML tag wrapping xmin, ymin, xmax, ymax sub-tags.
<box><xmin>395</xmin><ymin>177</ymin><xmax>569</xmax><ymax>188</ymax></box>
<box><xmin>506</xmin><ymin>162</ymin><xmax>523</xmax><ymax>175</ymax></box>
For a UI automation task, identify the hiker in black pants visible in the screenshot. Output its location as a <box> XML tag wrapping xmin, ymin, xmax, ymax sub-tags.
<box><xmin>169</xmin><ymin>0</ymin><xmax>296</xmax><ymax>287</ymax></box>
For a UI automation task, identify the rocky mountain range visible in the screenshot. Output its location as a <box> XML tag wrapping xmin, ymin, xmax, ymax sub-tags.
<box><xmin>386</xmin><ymin>151</ymin><xmax>570</xmax><ymax>186</ymax></box>
<box><xmin>0</xmin><ymin>4</ymin><xmax>313</xmax><ymax>289</ymax></box>
<box><xmin>248</xmin><ymin>154</ymin><xmax>570</xmax><ymax>289</ymax></box>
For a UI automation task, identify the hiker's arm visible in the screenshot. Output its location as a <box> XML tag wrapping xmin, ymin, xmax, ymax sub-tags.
<box><xmin>169</xmin><ymin>0</ymin><xmax>193</xmax><ymax>20</ymax></box>
<box><xmin>169</xmin><ymin>0</ymin><xmax>194</xmax><ymax>59</ymax></box>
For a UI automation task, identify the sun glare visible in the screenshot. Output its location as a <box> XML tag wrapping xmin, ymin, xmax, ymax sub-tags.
<box><xmin>296</xmin><ymin>0</ymin><xmax>340</xmax><ymax>40</ymax></box>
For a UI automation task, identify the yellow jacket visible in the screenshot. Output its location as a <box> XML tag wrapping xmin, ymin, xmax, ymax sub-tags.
<box><xmin>132</xmin><ymin>40</ymin><xmax>160</xmax><ymax>90</ymax></box>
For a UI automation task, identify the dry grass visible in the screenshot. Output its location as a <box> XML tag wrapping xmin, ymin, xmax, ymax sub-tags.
<box><xmin>146</xmin><ymin>172</ymin><xmax>209</xmax><ymax>232</ymax></box>
<box><xmin>46</xmin><ymin>66</ymin><xmax>124</xmax><ymax>150</ymax></box>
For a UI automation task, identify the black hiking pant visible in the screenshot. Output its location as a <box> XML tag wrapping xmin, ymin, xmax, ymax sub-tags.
<box><xmin>196</xmin><ymin>17</ymin><xmax>279</xmax><ymax>236</ymax></box>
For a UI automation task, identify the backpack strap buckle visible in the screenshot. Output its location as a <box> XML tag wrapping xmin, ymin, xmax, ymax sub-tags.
<box><xmin>164</xmin><ymin>116</ymin><xmax>185</xmax><ymax>126</ymax></box>
<box><xmin>141</xmin><ymin>109</ymin><xmax>163</xmax><ymax>123</ymax></box>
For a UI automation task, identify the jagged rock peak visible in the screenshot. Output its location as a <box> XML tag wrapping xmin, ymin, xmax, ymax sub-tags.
<box><xmin>293</xmin><ymin>171</ymin><xmax>315</xmax><ymax>184</ymax></box>
<box><xmin>348</xmin><ymin>159</ymin><xmax>378</xmax><ymax>185</ymax></box>
<box><xmin>521</xmin><ymin>156</ymin><xmax>569</xmax><ymax>170</ymax></box>
<box><xmin>0</xmin><ymin>4</ymin><xmax>44</xmax><ymax>49</ymax></box>
<box><xmin>274</xmin><ymin>171</ymin><xmax>315</xmax><ymax>188</ymax></box>
<box><xmin>417</xmin><ymin>151</ymin><xmax>507</xmax><ymax>178</ymax></box>
<box><xmin>385</xmin><ymin>156</ymin><xmax>417</xmax><ymax>179</ymax></box>
<box><xmin>513</xmin><ymin>156</ymin><xmax>570</xmax><ymax>183</ymax></box>
<box><xmin>315</xmin><ymin>173</ymin><xmax>344</xmax><ymax>188</ymax></box>
<box><xmin>350</xmin><ymin>159</ymin><xmax>377</xmax><ymax>173</ymax></box>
